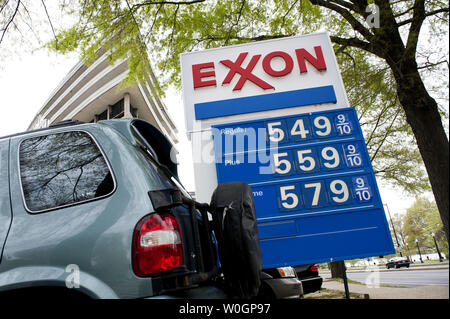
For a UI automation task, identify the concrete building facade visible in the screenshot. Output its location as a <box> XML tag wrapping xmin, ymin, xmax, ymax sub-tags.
<box><xmin>28</xmin><ymin>50</ymin><xmax>178</xmax><ymax>147</ymax></box>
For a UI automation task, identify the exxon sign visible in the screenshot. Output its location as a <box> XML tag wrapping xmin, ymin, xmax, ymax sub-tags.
<box><xmin>180</xmin><ymin>32</ymin><xmax>349</xmax><ymax>137</ymax></box>
<box><xmin>180</xmin><ymin>32</ymin><xmax>394</xmax><ymax>268</ymax></box>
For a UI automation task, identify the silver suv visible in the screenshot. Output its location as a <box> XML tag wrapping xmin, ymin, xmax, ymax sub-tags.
<box><xmin>0</xmin><ymin>119</ymin><xmax>302</xmax><ymax>299</ymax></box>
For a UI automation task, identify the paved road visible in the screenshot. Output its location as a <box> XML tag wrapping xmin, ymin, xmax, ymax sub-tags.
<box><xmin>321</xmin><ymin>267</ymin><xmax>449</xmax><ymax>288</ymax></box>
<box><xmin>321</xmin><ymin>279</ymin><xmax>449</xmax><ymax>299</ymax></box>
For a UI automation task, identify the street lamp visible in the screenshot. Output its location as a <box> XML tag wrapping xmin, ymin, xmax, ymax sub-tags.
<box><xmin>431</xmin><ymin>233</ymin><xmax>443</xmax><ymax>262</ymax></box>
<box><xmin>415</xmin><ymin>239</ymin><xmax>423</xmax><ymax>263</ymax></box>
<box><xmin>384</xmin><ymin>203</ymin><xmax>402</xmax><ymax>257</ymax></box>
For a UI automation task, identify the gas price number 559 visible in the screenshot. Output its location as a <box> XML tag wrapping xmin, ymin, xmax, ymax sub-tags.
<box><xmin>271</xmin><ymin>142</ymin><xmax>364</xmax><ymax>176</ymax></box>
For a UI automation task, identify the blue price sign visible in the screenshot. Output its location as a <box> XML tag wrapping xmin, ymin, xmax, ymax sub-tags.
<box><xmin>212</xmin><ymin>107</ymin><xmax>395</xmax><ymax>268</ymax></box>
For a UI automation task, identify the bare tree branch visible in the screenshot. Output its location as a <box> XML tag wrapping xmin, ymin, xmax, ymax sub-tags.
<box><xmin>405</xmin><ymin>0</ymin><xmax>426</xmax><ymax>59</ymax></box>
<box><xmin>332</xmin><ymin>0</ymin><xmax>357</xmax><ymax>11</ymax></box>
<box><xmin>330</xmin><ymin>35</ymin><xmax>379</xmax><ymax>55</ymax></box>
<box><xmin>397</xmin><ymin>7</ymin><xmax>449</xmax><ymax>26</ymax></box>
<box><xmin>310</xmin><ymin>0</ymin><xmax>373</xmax><ymax>41</ymax></box>
<box><xmin>162</xmin><ymin>3</ymin><xmax>180</xmax><ymax>71</ymax></box>
<box><xmin>280</xmin><ymin>0</ymin><xmax>299</xmax><ymax>30</ymax></box>
<box><xmin>41</xmin><ymin>0</ymin><xmax>58</xmax><ymax>49</ymax></box>
<box><xmin>16</xmin><ymin>0</ymin><xmax>41</xmax><ymax>42</ymax></box>
<box><xmin>365</xmin><ymin>102</ymin><xmax>393</xmax><ymax>147</ymax></box>
<box><xmin>0</xmin><ymin>0</ymin><xmax>20</xmax><ymax>45</ymax></box>
<box><xmin>194</xmin><ymin>33</ymin><xmax>291</xmax><ymax>44</ymax></box>
<box><xmin>145</xmin><ymin>3</ymin><xmax>163</xmax><ymax>39</ymax></box>
<box><xmin>225</xmin><ymin>0</ymin><xmax>246</xmax><ymax>45</ymax></box>
<box><xmin>349</xmin><ymin>0</ymin><xmax>369</xmax><ymax>14</ymax></box>
<box><xmin>370</xmin><ymin>108</ymin><xmax>402</xmax><ymax>162</ymax></box>
<box><xmin>0</xmin><ymin>0</ymin><xmax>10</xmax><ymax>15</ymax></box>
<box><xmin>393</xmin><ymin>4</ymin><xmax>416</xmax><ymax>18</ymax></box>
<box><xmin>417</xmin><ymin>60</ymin><xmax>448</xmax><ymax>70</ymax></box>
<box><xmin>131</xmin><ymin>0</ymin><xmax>205</xmax><ymax>11</ymax></box>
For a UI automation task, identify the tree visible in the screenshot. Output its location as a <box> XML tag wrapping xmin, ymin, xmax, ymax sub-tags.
<box><xmin>308</xmin><ymin>0</ymin><xmax>449</xmax><ymax>242</ymax></box>
<box><xmin>335</xmin><ymin>47</ymin><xmax>431</xmax><ymax>194</ymax></box>
<box><xmin>38</xmin><ymin>0</ymin><xmax>448</xmax><ymax>240</ymax></box>
<box><xmin>328</xmin><ymin>261</ymin><xmax>346</xmax><ymax>278</ymax></box>
<box><xmin>1</xmin><ymin>1</ymin><xmax>446</xmax><ymax>202</ymax></box>
<box><xmin>389</xmin><ymin>211</ymin><xmax>408</xmax><ymax>253</ymax></box>
<box><xmin>403</xmin><ymin>197</ymin><xmax>448</xmax><ymax>257</ymax></box>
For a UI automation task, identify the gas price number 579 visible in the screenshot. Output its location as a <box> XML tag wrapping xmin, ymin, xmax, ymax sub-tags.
<box><xmin>277</xmin><ymin>176</ymin><xmax>373</xmax><ymax>211</ymax></box>
<box><xmin>278</xmin><ymin>179</ymin><xmax>350</xmax><ymax>210</ymax></box>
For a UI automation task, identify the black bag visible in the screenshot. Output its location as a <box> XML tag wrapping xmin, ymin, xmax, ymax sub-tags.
<box><xmin>210</xmin><ymin>182</ymin><xmax>262</xmax><ymax>299</ymax></box>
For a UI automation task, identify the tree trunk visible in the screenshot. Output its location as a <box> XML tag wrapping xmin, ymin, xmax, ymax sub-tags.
<box><xmin>329</xmin><ymin>261</ymin><xmax>345</xmax><ymax>278</ymax></box>
<box><xmin>390</xmin><ymin>61</ymin><xmax>449</xmax><ymax>242</ymax></box>
<box><xmin>311</xmin><ymin>0</ymin><xmax>449</xmax><ymax>243</ymax></box>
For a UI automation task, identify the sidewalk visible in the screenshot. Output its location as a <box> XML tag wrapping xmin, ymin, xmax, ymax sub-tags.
<box><xmin>347</xmin><ymin>263</ymin><xmax>448</xmax><ymax>273</ymax></box>
<box><xmin>321</xmin><ymin>279</ymin><xmax>449</xmax><ymax>299</ymax></box>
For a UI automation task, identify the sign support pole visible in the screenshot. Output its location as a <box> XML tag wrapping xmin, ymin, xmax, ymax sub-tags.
<box><xmin>341</xmin><ymin>260</ymin><xmax>350</xmax><ymax>299</ymax></box>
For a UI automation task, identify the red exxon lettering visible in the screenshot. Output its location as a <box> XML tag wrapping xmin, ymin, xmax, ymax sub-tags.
<box><xmin>295</xmin><ymin>46</ymin><xmax>327</xmax><ymax>73</ymax></box>
<box><xmin>192</xmin><ymin>62</ymin><xmax>216</xmax><ymax>88</ymax></box>
<box><xmin>262</xmin><ymin>51</ymin><xmax>294</xmax><ymax>77</ymax></box>
<box><xmin>191</xmin><ymin>46</ymin><xmax>327</xmax><ymax>90</ymax></box>
<box><xmin>220</xmin><ymin>52</ymin><xmax>274</xmax><ymax>91</ymax></box>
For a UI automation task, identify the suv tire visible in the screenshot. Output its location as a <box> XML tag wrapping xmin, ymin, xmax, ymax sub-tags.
<box><xmin>210</xmin><ymin>182</ymin><xmax>262</xmax><ymax>299</ymax></box>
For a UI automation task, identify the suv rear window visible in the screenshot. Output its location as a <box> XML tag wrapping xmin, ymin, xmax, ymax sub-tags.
<box><xmin>19</xmin><ymin>131</ymin><xmax>115</xmax><ymax>212</ymax></box>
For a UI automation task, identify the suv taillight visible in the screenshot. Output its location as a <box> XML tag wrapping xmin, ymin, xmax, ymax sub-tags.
<box><xmin>132</xmin><ymin>213</ymin><xmax>184</xmax><ymax>277</ymax></box>
<box><xmin>309</xmin><ymin>264</ymin><xmax>319</xmax><ymax>273</ymax></box>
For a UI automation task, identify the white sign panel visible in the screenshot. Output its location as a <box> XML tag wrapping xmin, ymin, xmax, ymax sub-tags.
<box><xmin>181</xmin><ymin>32</ymin><xmax>349</xmax><ymax>134</ymax></box>
<box><xmin>180</xmin><ymin>32</ymin><xmax>350</xmax><ymax>202</ymax></box>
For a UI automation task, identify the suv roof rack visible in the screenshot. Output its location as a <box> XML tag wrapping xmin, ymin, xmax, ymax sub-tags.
<box><xmin>0</xmin><ymin>119</ymin><xmax>86</xmax><ymax>140</ymax></box>
<box><xmin>49</xmin><ymin>119</ymin><xmax>85</xmax><ymax>128</ymax></box>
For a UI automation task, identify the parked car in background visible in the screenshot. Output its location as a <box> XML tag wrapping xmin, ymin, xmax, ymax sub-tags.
<box><xmin>294</xmin><ymin>264</ymin><xmax>323</xmax><ymax>294</ymax></box>
<box><xmin>258</xmin><ymin>267</ymin><xmax>303</xmax><ymax>299</ymax></box>
<box><xmin>386</xmin><ymin>257</ymin><xmax>411</xmax><ymax>269</ymax></box>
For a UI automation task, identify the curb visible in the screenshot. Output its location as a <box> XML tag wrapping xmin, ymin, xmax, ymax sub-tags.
<box><xmin>321</xmin><ymin>265</ymin><xmax>448</xmax><ymax>274</ymax></box>
<box><xmin>347</xmin><ymin>266</ymin><xmax>449</xmax><ymax>273</ymax></box>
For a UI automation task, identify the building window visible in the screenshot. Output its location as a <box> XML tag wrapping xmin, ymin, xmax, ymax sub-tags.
<box><xmin>93</xmin><ymin>98</ymin><xmax>138</xmax><ymax>122</ymax></box>
<box><xmin>19</xmin><ymin>131</ymin><xmax>114</xmax><ymax>212</ymax></box>
<box><xmin>97</xmin><ymin>109</ymin><xmax>108</xmax><ymax>121</ymax></box>
<box><xmin>110</xmin><ymin>99</ymin><xmax>124</xmax><ymax>119</ymax></box>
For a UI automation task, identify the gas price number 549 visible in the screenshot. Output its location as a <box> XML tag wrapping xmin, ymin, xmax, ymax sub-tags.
<box><xmin>266</xmin><ymin>112</ymin><xmax>353</xmax><ymax>143</ymax></box>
